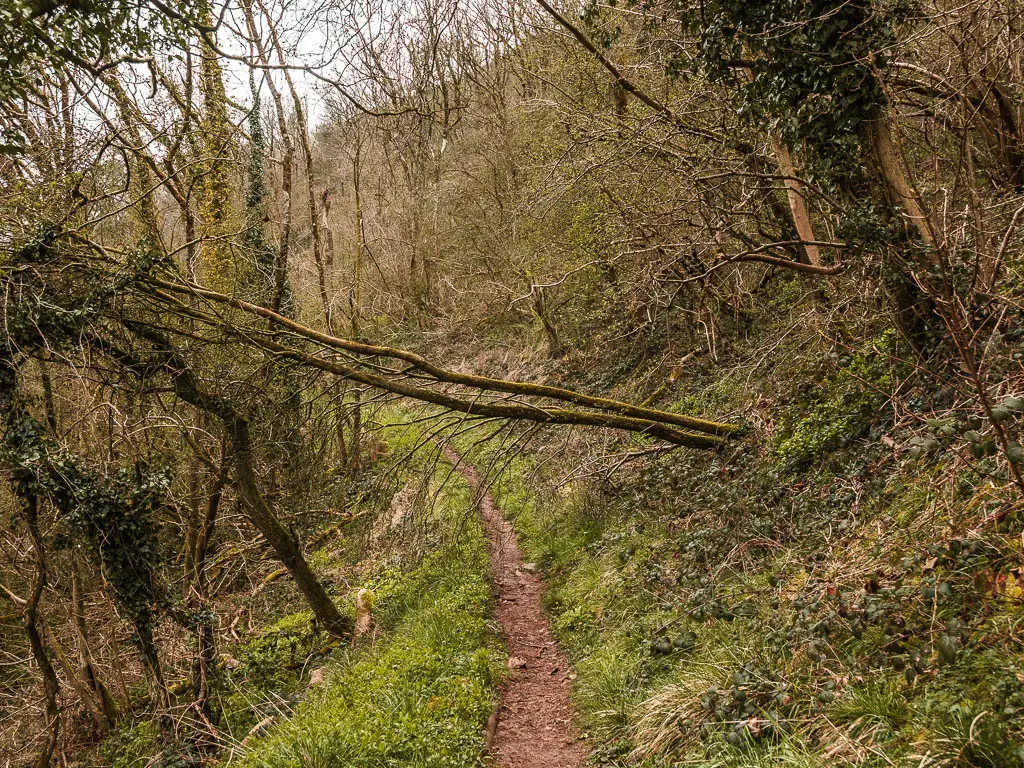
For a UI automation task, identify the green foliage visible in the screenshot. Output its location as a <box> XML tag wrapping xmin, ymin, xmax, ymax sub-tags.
<box><xmin>215</xmin><ymin>610</ymin><xmax>330</xmax><ymax>743</ymax></box>
<box><xmin>242</xmin><ymin>75</ymin><xmax>284</xmax><ymax>310</ymax></box>
<box><xmin>450</xmin><ymin>299</ymin><xmax>1024</xmax><ymax>768</ymax></box>
<box><xmin>0</xmin><ymin>363</ymin><xmax>167</xmax><ymax>650</ymax></box>
<box><xmin>562</xmin><ymin>192</ymin><xmax>616</xmax><ymax>262</ymax></box>
<box><xmin>677</xmin><ymin>0</ymin><xmax>916</xmax><ymax>175</ymax></box>
<box><xmin>234</xmin><ymin>612</ymin><xmax>320</xmax><ymax>695</ymax></box>
<box><xmin>772</xmin><ymin>330</ymin><xmax>897</xmax><ymax>471</ymax></box>
<box><xmin>931</xmin><ymin>702</ymin><xmax>1024</xmax><ymax>768</ymax></box>
<box><xmin>97</xmin><ymin>719</ymin><xmax>160</xmax><ymax>768</ymax></box>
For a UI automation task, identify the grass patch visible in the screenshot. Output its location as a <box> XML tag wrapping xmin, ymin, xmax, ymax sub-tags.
<box><xmin>234</xmin><ymin>434</ymin><xmax>503</xmax><ymax>767</ymax></box>
<box><xmin>236</xmin><ymin>548</ymin><xmax>499</xmax><ymax>768</ymax></box>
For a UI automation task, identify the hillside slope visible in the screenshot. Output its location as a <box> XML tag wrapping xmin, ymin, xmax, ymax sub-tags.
<box><xmin>444</xmin><ymin>280</ymin><xmax>1024</xmax><ymax>767</ymax></box>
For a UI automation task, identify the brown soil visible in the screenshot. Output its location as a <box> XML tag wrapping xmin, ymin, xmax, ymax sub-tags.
<box><xmin>441</xmin><ymin>445</ymin><xmax>587</xmax><ymax>768</ymax></box>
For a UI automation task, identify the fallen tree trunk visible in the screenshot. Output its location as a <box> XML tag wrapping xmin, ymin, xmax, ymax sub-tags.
<box><xmin>147</xmin><ymin>277</ymin><xmax>739</xmax><ymax>442</ymax></box>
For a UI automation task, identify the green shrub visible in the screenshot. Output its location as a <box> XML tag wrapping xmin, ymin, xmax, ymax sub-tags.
<box><xmin>97</xmin><ymin>719</ymin><xmax>160</xmax><ymax>768</ymax></box>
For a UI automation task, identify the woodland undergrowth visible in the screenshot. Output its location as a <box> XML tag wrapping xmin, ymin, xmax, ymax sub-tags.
<box><xmin>90</xmin><ymin>421</ymin><xmax>503</xmax><ymax>768</ymax></box>
<box><xmin>449</xmin><ymin>282</ymin><xmax>1024</xmax><ymax>768</ymax></box>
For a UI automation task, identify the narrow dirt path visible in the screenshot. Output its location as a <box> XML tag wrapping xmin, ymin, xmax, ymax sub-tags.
<box><xmin>440</xmin><ymin>445</ymin><xmax>587</xmax><ymax>768</ymax></box>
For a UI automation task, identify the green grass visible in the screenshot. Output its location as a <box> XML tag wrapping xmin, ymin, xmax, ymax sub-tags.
<box><xmin>235</xmin><ymin>547</ymin><xmax>500</xmax><ymax>768</ymax></box>
<box><xmin>234</xmin><ymin>433</ymin><xmax>504</xmax><ymax>768</ymax></box>
<box><xmin>831</xmin><ymin>679</ymin><xmax>910</xmax><ymax>736</ymax></box>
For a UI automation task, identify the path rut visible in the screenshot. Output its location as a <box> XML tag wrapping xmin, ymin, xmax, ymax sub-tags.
<box><xmin>441</xmin><ymin>445</ymin><xmax>586</xmax><ymax>768</ymax></box>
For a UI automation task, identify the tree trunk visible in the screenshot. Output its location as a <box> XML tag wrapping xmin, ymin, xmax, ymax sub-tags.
<box><xmin>741</xmin><ymin>65</ymin><xmax>823</xmax><ymax>268</ymax></box>
<box><xmin>531</xmin><ymin>285</ymin><xmax>564</xmax><ymax>359</ymax></box>
<box><xmin>230</xmin><ymin>418</ymin><xmax>351</xmax><ymax>635</ymax></box>
<box><xmin>71</xmin><ymin>558</ymin><xmax>117</xmax><ymax>727</ymax></box>
<box><xmin>865</xmin><ymin>110</ymin><xmax>945</xmax><ymax>353</ymax></box>
<box><xmin>242</xmin><ymin>0</ymin><xmax>294</xmax><ymax>315</ymax></box>
<box><xmin>768</xmin><ymin>134</ymin><xmax>822</xmax><ymax>267</ymax></box>
<box><xmin>190</xmin><ymin>450</ymin><xmax>226</xmax><ymax>726</ymax></box>
<box><xmin>23</xmin><ymin>493</ymin><xmax>60</xmax><ymax>768</ymax></box>
<box><xmin>866</xmin><ymin>114</ymin><xmax>938</xmax><ymax>252</ymax></box>
<box><xmin>254</xmin><ymin>0</ymin><xmax>331</xmax><ymax>328</ymax></box>
<box><xmin>43</xmin><ymin>624</ymin><xmax>110</xmax><ymax>736</ymax></box>
<box><xmin>119</xmin><ymin>327</ymin><xmax>353</xmax><ymax>637</ymax></box>
<box><xmin>348</xmin><ymin>142</ymin><xmax>365</xmax><ymax>470</ymax></box>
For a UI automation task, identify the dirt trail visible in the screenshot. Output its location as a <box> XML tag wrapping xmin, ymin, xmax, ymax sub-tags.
<box><xmin>440</xmin><ymin>445</ymin><xmax>587</xmax><ymax>768</ymax></box>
